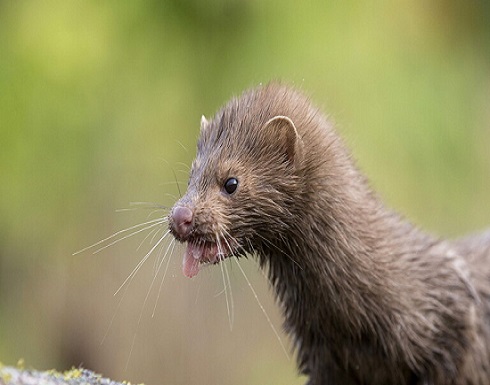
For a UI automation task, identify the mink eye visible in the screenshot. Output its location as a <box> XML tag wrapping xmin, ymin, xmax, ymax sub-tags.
<box><xmin>223</xmin><ymin>177</ymin><xmax>238</xmax><ymax>194</ymax></box>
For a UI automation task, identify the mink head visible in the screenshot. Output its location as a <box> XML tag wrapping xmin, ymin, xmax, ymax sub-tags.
<box><xmin>168</xmin><ymin>83</ymin><xmax>324</xmax><ymax>278</ymax></box>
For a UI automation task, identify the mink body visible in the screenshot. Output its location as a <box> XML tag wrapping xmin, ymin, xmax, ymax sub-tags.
<box><xmin>169</xmin><ymin>83</ymin><xmax>490</xmax><ymax>384</ymax></box>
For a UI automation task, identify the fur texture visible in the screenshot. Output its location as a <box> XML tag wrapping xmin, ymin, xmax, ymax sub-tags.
<box><xmin>169</xmin><ymin>83</ymin><xmax>490</xmax><ymax>384</ymax></box>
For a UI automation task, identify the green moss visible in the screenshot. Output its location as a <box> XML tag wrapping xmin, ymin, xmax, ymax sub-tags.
<box><xmin>0</xmin><ymin>372</ymin><xmax>12</xmax><ymax>384</ymax></box>
<box><xmin>15</xmin><ymin>358</ymin><xmax>24</xmax><ymax>370</ymax></box>
<box><xmin>0</xmin><ymin>364</ymin><xmax>142</xmax><ymax>385</ymax></box>
<box><xmin>63</xmin><ymin>367</ymin><xmax>84</xmax><ymax>380</ymax></box>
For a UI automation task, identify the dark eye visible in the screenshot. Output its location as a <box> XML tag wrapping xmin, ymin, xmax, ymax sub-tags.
<box><xmin>223</xmin><ymin>177</ymin><xmax>238</xmax><ymax>194</ymax></box>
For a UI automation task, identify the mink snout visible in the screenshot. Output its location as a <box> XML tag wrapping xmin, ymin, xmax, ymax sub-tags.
<box><xmin>169</xmin><ymin>205</ymin><xmax>193</xmax><ymax>240</ymax></box>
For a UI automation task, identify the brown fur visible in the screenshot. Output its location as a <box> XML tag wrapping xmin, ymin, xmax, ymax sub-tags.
<box><xmin>169</xmin><ymin>83</ymin><xmax>490</xmax><ymax>384</ymax></box>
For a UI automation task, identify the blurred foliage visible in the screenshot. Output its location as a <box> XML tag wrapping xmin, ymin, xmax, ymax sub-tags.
<box><xmin>0</xmin><ymin>1</ymin><xmax>489</xmax><ymax>384</ymax></box>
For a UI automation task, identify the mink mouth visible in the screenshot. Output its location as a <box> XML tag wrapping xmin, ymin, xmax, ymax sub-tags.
<box><xmin>182</xmin><ymin>239</ymin><xmax>233</xmax><ymax>278</ymax></box>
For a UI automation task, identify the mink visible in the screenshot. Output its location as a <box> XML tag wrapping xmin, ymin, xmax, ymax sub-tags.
<box><xmin>169</xmin><ymin>83</ymin><xmax>490</xmax><ymax>384</ymax></box>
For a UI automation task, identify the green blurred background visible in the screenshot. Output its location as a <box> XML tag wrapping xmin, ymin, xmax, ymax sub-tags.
<box><xmin>0</xmin><ymin>1</ymin><xmax>489</xmax><ymax>384</ymax></box>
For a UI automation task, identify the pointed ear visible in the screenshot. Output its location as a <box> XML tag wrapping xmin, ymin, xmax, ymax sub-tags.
<box><xmin>262</xmin><ymin>115</ymin><xmax>303</xmax><ymax>167</ymax></box>
<box><xmin>200</xmin><ymin>115</ymin><xmax>209</xmax><ymax>131</ymax></box>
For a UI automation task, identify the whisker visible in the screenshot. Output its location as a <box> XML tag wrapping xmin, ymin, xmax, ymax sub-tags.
<box><xmin>114</xmin><ymin>230</ymin><xmax>170</xmax><ymax>296</ymax></box>
<box><xmin>220</xmin><ymin>231</ymin><xmax>236</xmax><ymax>328</ymax></box>
<box><xmin>129</xmin><ymin>201</ymin><xmax>168</xmax><ymax>209</ymax></box>
<box><xmin>222</xmin><ymin>250</ymin><xmax>235</xmax><ymax>328</ymax></box>
<box><xmin>152</xmin><ymin>239</ymin><xmax>176</xmax><ymax>317</ymax></box>
<box><xmin>100</xmin><ymin>277</ymin><xmax>130</xmax><ymax>347</ymax></box>
<box><xmin>115</xmin><ymin>202</ymin><xmax>168</xmax><ymax>214</ymax></box>
<box><xmin>158</xmin><ymin>181</ymin><xmax>188</xmax><ymax>188</ymax></box>
<box><xmin>124</xmin><ymin>232</ymin><xmax>169</xmax><ymax>371</ymax></box>
<box><xmin>234</xmin><ymin>257</ymin><xmax>290</xmax><ymax>360</ymax></box>
<box><xmin>115</xmin><ymin>207</ymin><xmax>141</xmax><ymax>213</ymax></box>
<box><xmin>175</xmin><ymin>141</ymin><xmax>189</xmax><ymax>154</ymax></box>
<box><xmin>73</xmin><ymin>218</ymin><xmax>165</xmax><ymax>255</ymax></box>
<box><xmin>152</xmin><ymin>232</ymin><xmax>169</xmax><ymax>276</ymax></box>
<box><xmin>137</xmin><ymin>227</ymin><xmax>160</xmax><ymax>252</ymax></box>
<box><xmin>119</xmin><ymin>234</ymin><xmax>170</xmax><ymax>368</ymax></box>
<box><xmin>91</xmin><ymin>221</ymin><xmax>166</xmax><ymax>255</ymax></box>
<box><xmin>125</xmin><ymin>329</ymin><xmax>138</xmax><ymax>371</ymax></box>
<box><xmin>134</xmin><ymin>231</ymin><xmax>175</xmax><ymax>337</ymax></box>
<box><xmin>103</xmin><ymin>228</ymin><xmax>169</xmax><ymax>363</ymax></box>
<box><xmin>175</xmin><ymin>162</ymin><xmax>190</xmax><ymax>172</ymax></box>
<box><xmin>150</xmin><ymin>227</ymin><xmax>166</xmax><ymax>246</ymax></box>
<box><xmin>219</xmin><ymin>227</ymin><xmax>239</xmax><ymax>251</ymax></box>
<box><xmin>161</xmin><ymin>192</ymin><xmax>180</xmax><ymax>202</ymax></box>
<box><xmin>255</xmin><ymin>232</ymin><xmax>303</xmax><ymax>271</ymax></box>
<box><xmin>146</xmin><ymin>209</ymin><xmax>168</xmax><ymax>220</ymax></box>
<box><xmin>138</xmin><ymin>240</ymin><xmax>172</xmax><ymax>324</ymax></box>
<box><xmin>171</xmin><ymin>168</ymin><xmax>182</xmax><ymax>198</ymax></box>
<box><xmin>217</xmin><ymin>233</ymin><xmax>233</xmax><ymax>331</ymax></box>
<box><xmin>151</xmin><ymin>229</ymin><xmax>169</xmax><ymax>276</ymax></box>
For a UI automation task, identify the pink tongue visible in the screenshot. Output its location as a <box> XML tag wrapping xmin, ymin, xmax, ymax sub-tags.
<box><xmin>183</xmin><ymin>243</ymin><xmax>203</xmax><ymax>278</ymax></box>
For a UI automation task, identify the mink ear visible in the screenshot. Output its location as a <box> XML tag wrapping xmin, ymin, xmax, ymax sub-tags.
<box><xmin>200</xmin><ymin>115</ymin><xmax>209</xmax><ymax>131</ymax></box>
<box><xmin>263</xmin><ymin>115</ymin><xmax>303</xmax><ymax>167</ymax></box>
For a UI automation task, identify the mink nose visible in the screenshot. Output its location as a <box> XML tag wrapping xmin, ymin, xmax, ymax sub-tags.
<box><xmin>170</xmin><ymin>205</ymin><xmax>194</xmax><ymax>239</ymax></box>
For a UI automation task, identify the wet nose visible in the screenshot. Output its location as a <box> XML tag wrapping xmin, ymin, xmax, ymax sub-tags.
<box><xmin>170</xmin><ymin>205</ymin><xmax>193</xmax><ymax>239</ymax></box>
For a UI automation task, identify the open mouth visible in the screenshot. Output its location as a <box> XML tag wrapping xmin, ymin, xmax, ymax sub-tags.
<box><xmin>183</xmin><ymin>240</ymin><xmax>231</xmax><ymax>278</ymax></box>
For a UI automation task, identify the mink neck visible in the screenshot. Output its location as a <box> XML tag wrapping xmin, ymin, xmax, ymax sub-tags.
<box><xmin>259</xmin><ymin>158</ymin><xmax>435</xmax><ymax>342</ymax></box>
